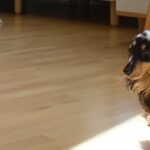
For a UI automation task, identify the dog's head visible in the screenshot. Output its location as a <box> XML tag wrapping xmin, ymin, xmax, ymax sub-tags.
<box><xmin>123</xmin><ymin>30</ymin><xmax>150</xmax><ymax>94</ymax></box>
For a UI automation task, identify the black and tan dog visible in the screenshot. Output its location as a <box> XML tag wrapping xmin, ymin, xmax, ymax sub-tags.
<box><xmin>123</xmin><ymin>30</ymin><xmax>150</xmax><ymax>125</ymax></box>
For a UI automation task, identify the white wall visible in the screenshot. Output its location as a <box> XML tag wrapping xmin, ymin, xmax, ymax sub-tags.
<box><xmin>116</xmin><ymin>0</ymin><xmax>150</xmax><ymax>14</ymax></box>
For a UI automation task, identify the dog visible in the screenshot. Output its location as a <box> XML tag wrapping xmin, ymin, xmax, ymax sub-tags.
<box><xmin>123</xmin><ymin>30</ymin><xmax>150</xmax><ymax>125</ymax></box>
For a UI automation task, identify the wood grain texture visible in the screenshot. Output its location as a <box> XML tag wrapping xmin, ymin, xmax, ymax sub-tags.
<box><xmin>0</xmin><ymin>14</ymin><xmax>149</xmax><ymax>150</ymax></box>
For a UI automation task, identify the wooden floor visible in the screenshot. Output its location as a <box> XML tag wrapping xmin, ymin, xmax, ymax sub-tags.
<box><xmin>0</xmin><ymin>14</ymin><xmax>149</xmax><ymax>150</ymax></box>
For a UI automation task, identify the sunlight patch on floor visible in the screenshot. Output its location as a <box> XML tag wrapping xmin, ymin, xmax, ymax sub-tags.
<box><xmin>70</xmin><ymin>115</ymin><xmax>150</xmax><ymax>150</ymax></box>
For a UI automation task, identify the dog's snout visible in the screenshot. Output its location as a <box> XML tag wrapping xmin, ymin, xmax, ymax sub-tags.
<box><xmin>124</xmin><ymin>65</ymin><xmax>132</xmax><ymax>76</ymax></box>
<box><xmin>123</xmin><ymin>63</ymin><xmax>134</xmax><ymax>76</ymax></box>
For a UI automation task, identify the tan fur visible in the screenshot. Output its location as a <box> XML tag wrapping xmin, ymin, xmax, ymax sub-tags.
<box><xmin>125</xmin><ymin>62</ymin><xmax>150</xmax><ymax>96</ymax></box>
<box><xmin>133</xmin><ymin>73</ymin><xmax>150</xmax><ymax>96</ymax></box>
<box><xmin>124</xmin><ymin>62</ymin><xmax>150</xmax><ymax>125</ymax></box>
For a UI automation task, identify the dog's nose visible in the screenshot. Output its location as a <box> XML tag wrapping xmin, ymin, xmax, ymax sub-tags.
<box><xmin>124</xmin><ymin>67</ymin><xmax>131</xmax><ymax>76</ymax></box>
<box><xmin>123</xmin><ymin>64</ymin><xmax>133</xmax><ymax>76</ymax></box>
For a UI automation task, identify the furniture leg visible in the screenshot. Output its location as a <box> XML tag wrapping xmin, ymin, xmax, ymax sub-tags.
<box><xmin>110</xmin><ymin>1</ymin><xmax>119</xmax><ymax>26</ymax></box>
<box><xmin>138</xmin><ymin>18</ymin><xmax>145</xmax><ymax>32</ymax></box>
<box><xmin>15</xmin><ymin>0</ymin><xmax>22</xmax><ymax>14</ymax></box>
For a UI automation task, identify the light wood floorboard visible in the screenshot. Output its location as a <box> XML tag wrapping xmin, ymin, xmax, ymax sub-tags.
<box><xmin>0</xmin><ymin>14</ymin><xmax>149</xmax><ymax>150</ymax></box>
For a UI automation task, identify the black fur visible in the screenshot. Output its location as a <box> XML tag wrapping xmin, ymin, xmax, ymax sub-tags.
<box><xmin>124</xmin><ymin>30</ymin><xmax>150</xmax><ymax>76</ymax></box>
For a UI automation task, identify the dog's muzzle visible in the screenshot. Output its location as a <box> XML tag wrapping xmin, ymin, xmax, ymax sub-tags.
<box><xmin>123</xmin><ymin>55</ymin><xmax>137</xmax><ymax>76</ymax></box>
<box><xmin>123</xmin><ymin>63</ymin><xmax>134</xmax><ymax>76</ymax></box>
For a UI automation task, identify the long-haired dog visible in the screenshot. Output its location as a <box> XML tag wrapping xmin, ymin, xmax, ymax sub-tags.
<box><xmin>123</xmin><ymin>30</ymin><xmax>150</xmax><ymax>125</ymax></box>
